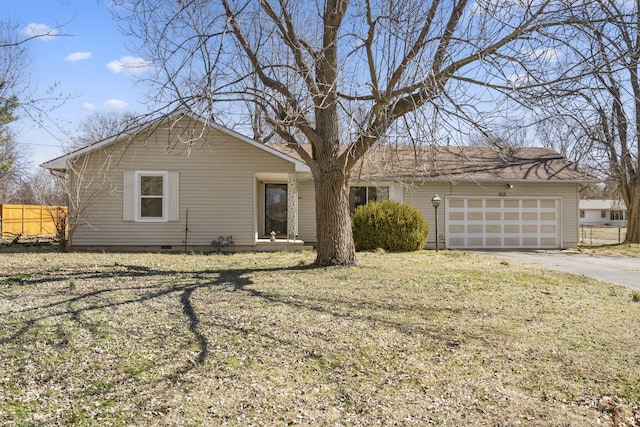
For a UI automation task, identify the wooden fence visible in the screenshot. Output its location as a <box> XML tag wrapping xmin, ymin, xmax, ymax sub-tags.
<box><xmin>0</xmin><ymin>204</ymin><xmax>67</xmax><ymax>238</ymax></box>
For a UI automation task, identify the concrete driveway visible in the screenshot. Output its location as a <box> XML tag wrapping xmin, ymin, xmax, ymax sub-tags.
<box><xmin>477</xmin><ymin>251</ymin><xmax>640</xmax><ymax>289</ymax></box>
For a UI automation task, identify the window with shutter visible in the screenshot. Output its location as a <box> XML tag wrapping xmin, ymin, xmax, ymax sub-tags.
<box><xmin>123</xmin><ymin>171</ymin><xmax>179</xmax><ymax>222</ymax></box>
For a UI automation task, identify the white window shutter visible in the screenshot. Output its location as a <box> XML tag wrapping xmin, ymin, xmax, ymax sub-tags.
<box><xmin>123</xmin><ymin>171</ymin><xmax>135</xmax><ymax>221</ymax></box>
<box><xmin>168</xmin><ymin>171</ymin><xmax>180</xmax><ymax>221</ymax></box>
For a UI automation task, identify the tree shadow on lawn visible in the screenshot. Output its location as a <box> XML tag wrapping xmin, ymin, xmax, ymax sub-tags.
<box><xmin>1</xmin><ymin>260</ymin><xmax>497</xmax><ymax>379</ymax></box>
<box><xmin>3</xmin><ymin>263</ymin><xmax>254</xmax><ymax>364</ymax></box>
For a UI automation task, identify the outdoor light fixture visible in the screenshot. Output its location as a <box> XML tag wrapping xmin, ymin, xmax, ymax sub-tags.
<box><xmin>431</xmin><ymin>194</ymin><xmax>441</xmax><ymax>252</ymax></box>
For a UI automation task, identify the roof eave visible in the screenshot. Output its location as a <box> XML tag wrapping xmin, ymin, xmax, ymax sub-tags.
<box><xmin>40</xmin><ymin>158</ymin><xmax>68</xmax><ymax>172</ymax></box>
<box><xmin>358</xmin><ymin>175</ymin><xmax>597</xmax><ymax>183</ymax></box>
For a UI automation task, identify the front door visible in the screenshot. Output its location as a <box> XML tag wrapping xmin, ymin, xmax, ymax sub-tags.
<box><xmin>265</xmin><ymin>184</ymin><xmax>287</xmax><ymax>237</ymax></box>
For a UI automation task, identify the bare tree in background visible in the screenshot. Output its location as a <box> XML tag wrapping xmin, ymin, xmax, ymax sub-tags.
<box><xmin>113</xmin><ymin>0</ymin><xmax>578</xmax><ymax>265</ymax></box>
<box><xmin>68</xmin><ymin>111</ymin><xmax>141</xmax><ymax>150</ymax></box>
<box><xmin>521</xmin><ymin>0</ymin><xmax>640</xmax><ymax>243</ymax></box>
<box><xmin>1</xmin><ymin>22</ymin><xmax>31</xmax><ymax>202</ymax></box>
<box><xmin>2</xmin><ymin>19</ymin><xmax>74</xmax><ymax>176</ymax></box>
<box><xmin>467</xmin><ymin>123</ymin><xmax>530</xmax><ymax>148</ymax></box>
<box><xmin>0</xmin><ymin>129</ymin><xmax>30</xmax><ymax>202</ymax></box>
<box><xmin>27</xmin><ymin>168</ymin><xmax>66</xmax><ymax>205</ymax></box>
<box><xmin>0</xmin><ymin>22</ymin><xmax>28</xmax><ymax>105</ymax></box>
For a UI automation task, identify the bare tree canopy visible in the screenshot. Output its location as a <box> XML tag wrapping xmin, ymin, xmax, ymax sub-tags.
<box><xmin>112</xmin><ymin>0</ymin><xmax>580</xmax><ymax>265</ymax></box>
<box><xmin>519</xmin><ymin>0</ymin><xmax>640</xmax><ymax>243</ymax></box>
<box><xmin>0</xmin><ymin>22</ymin><xmax>28</xmax><ymax>106</ymax></box>
<box><xmin>69</xmin><ymin>111</ymin><xmax>142</xmax><ymax>150</ymax></box>
<box><xmin>0</xmin><ymin>128</ymin><xmax>31</xmax><ymax>203</ymax></box>
<box><xmin>1</xmin><ymin>21</ymin><xmax>31</xmax><ymax>202</ymax></box>
<box><xmin>1</xmin><ymin>18</ymin><xmax>76</xmax><ymax>169</ymax></box>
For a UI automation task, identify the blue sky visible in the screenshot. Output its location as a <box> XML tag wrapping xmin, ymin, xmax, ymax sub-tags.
<box><xmin>6</xmin><ymin>0</ymin><xmax>153</xmax><ymax>170</ymax></box>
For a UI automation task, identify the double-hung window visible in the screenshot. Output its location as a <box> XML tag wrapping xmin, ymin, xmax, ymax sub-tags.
<box><xmin>138</xmin><ymin>172</ymin><xmax>167</xmax><ymax>220</ymax></box>
<box><xmin>124</xmin><ymin>170</ymin><xmax>179</xmax><ymax>222</ymax></box>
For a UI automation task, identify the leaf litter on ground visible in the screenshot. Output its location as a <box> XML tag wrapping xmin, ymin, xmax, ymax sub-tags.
<box><xmin>0</xmin><ymin>250</ymin><xmax>639</xmax><ymax>426</ymax></box>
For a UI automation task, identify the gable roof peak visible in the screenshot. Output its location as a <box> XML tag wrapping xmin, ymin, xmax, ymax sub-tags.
<box><xmin>40</xmin><ymin>110</ymin><xmax>309</xmax><ymax>173</ymax></box>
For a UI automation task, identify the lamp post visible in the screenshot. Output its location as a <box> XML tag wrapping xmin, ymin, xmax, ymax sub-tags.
<box><xmin>431</xmin><ymin>194</ymin><xmax>441</xmax><ymax>252</ymax></box>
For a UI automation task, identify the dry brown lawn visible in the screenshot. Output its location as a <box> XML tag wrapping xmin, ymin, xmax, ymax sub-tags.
<box><xmin>1</xmin><ymin>249</ymin><xmax>639</xmax><ymax>426</ymax></box>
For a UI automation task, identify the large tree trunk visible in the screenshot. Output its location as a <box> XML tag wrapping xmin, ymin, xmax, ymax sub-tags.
<box><xmin>310</xmin><ymin>0</ymin><xmax>355</xmax><ymax>266</ymax></box>
<box><xmin>624</xmin><ymin>181</ymin><xmax>640</xmax><ymax>243</ymax></box>
<box><xmin>313</xmin><ymin>168</ymin><xmax>356</xmax><ymax>266</ymax></box>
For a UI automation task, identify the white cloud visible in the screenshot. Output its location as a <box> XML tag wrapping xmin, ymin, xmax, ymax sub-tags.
<box><xmin>103</xmin><ymin>99</ymin><xmax>128</xmax><ymax>109</ymax></box>
<box><xmin>507</xmin><ymin>72</ymin><xmax>533</xmax><ymax>87</ymax></box>
<box><xmin>107</xmin><ymin>56</ymin><xmax>154</xmax><ymax>76</ymax></box>
<box><xmin>21</xmin><ymin>23</ymin><xmax>59</xmax><ymax>41</ymax></box>
<box><xmin>524</xmin><ymin>47</ymin><xmax>559</xmax><ymax>62</ymax></box>
<box><xmin>65</xmin><ymin>52</ymin><xmax>92</xmax><ymax>62</ymax></box>
<box><xmin>83</xmin><ymin>102</ymin><xmax>96</xmax><ymax>111</ymax></box>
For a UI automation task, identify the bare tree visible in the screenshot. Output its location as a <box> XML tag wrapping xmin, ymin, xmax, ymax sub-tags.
<box><xmin>51</xmin><ymin>111</ymin><xmax>137</xmax><ymax>250</ymax></box>
<box><xmin>0</xmin><ymin>22</ymin><xmax>28</xmax><ymax>108</ymax></box>
<box><xmin>467</xmin><ymin>122</ymin><xmax>531</xmax><ymax>148</ymax></box>
<box><xmin>523</xmin><ymin>0</ymin><xmax>640</xmax><ymax>243</ymax></box>
<box><xmin>0</xmin><ymin>123</ymin><xmax>28</xmax><ymax>202</ymax></box>
<box><xmin>68</xmin><ymin>111</ymin><xmax>141</xmax><ymax>150</ymax></box>
<box><xmin>2</xmin><ymin>19</ymin><xmax>75</xmax><ymax>166</ymax></box>
<box><xmin>28</xmin><ymin>168</ymin><xmax>67</xmax><ymax>206</ymax></box>
<box><xmin>0</xmin><ymin>22</ymin><xmax>31</xmax><ymax>202</ymax></box>
<box><xmin>55</xmin><ymin>155</ymin><xmax>118</xmax><ymax>251</ymax></box>
<box><xmin>113</xmin><ymin>0</ymin><xmax>577</xmax><ymax>265</ymax></box>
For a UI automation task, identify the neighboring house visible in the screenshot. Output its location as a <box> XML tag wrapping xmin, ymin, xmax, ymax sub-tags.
<box><xmin>579</xmin><ymin>199</ymin><xmax>628</xmax><ymax>227</ymax></box>
<box><xmin>41</xmin><ymin>110</ymin><xmax>592</xmax><ymax>251</ymax></box>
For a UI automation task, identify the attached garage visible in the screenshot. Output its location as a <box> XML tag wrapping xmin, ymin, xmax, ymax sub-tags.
<box><xmin>446</xmin><ymin>197</ymin><xmax>561</xmax><ymax>249</ymax></box>
<box><xmin>276</xmin><ymin>144</ymin><xmax>592</xmax><ymax>250</ymax></box>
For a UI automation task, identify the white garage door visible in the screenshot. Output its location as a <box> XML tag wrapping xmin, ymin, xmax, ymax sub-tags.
<box><xmin>446</xmin><ymin>197</ymin><xmax>561</xmax><ymax>249</ymax></box>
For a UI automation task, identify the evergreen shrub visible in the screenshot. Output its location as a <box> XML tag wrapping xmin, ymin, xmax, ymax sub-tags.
<box><xmin>352</xmin><ymin>200</ymin><xmax>429</xmax><ymax>252</ymax></box>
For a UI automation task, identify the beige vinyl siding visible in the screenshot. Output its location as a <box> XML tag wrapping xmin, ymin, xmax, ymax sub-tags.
<box><xmin>70</xmin><ymin>119</ymin><xmax>296</xmax><ymax>248</ymax></box>
<box><xmin>295</xmin><ymin>179</ymin><xmax>580</xmax><ymax>249</ymax></box>
<box><xmin>296</xmin><ymin>180</ymin><xmax>405</xmax><ymax>245</ymax></box>
<box><xmin>66</xmin><ymin>115</ymin><xmax>582</xmax><ymax>250</ymax></box>
<box><xmin>297</xmin><ymin>179</ymin><xmax>317</xmax><ymax>243</ymax></box>
<box><xmin>403</xmin><ymin>181</ymin><xmax>580</xmax><ymax>249</ymax></box>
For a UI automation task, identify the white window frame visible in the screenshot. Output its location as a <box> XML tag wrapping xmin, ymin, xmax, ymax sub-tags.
<box><xmin>135</xmin><ymin>171</ymin><xmax>168</xmax><ymax>222</ymax></box>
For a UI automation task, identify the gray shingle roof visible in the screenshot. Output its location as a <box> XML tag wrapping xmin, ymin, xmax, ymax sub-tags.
<box><xmin>273</xmin><ymin>144</ymin><xmax>592</xmax><ymax>182</ymax></box>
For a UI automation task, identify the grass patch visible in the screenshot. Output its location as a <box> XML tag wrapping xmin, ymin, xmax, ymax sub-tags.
<box><xmin>1</xmin><ymin>251</ymin><xmax>639</xmax><ymax>425</ymax></box>
<box><xmin>578</xmin><ymin>243</ymin><xmax>640</xmax><ymax>257</ymax></box>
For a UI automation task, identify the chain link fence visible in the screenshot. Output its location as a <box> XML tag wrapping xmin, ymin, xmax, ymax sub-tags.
<box><xmin>579</xmin><ymin>225</ymin><xmax>626</xmax><ymax>244</ymax></box>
